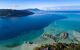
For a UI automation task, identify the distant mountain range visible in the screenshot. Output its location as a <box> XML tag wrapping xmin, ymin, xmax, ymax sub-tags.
<box><xmin>26</xmin><ymin>8</ymin><xmax>80</xmax><ymax>13</ymax></box>
<box><xmin>23</xmin><ymin>8</ymin><xmax>45</xmax><ymax>14</ymax></box>
<box><xmin>26</xmin><ymin>8</ymin><xmax>42</xmax><ymax>11</ymax></box>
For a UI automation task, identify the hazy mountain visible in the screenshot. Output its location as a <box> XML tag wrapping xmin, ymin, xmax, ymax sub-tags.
<box><xmin>26</xmin><ymin>8</ymin><xmax>42</xmax><ymax>11</ymax></box>
<box><xmin>24</xmin><ymin>8</ymin><xmax>44</xmax><ymax>14</ymax></box>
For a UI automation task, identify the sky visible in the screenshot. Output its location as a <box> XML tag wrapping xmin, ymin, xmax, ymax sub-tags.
<box><xmin>0</xmin><ymin>0</ymin><xmax>80</xmax><ymax>10</ymax></box>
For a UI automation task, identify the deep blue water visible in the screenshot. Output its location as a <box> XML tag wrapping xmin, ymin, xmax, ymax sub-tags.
<box><xmin>0</xmin><ymin>14</ymin><xmax>66</xmax><ymax>41</ymax></box>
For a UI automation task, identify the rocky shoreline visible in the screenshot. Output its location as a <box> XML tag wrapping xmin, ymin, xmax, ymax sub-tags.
<box><xmin>34</xmin><ymin>43</ymin><xmax>80</xmax><ymax>50</ymax></box>
<box><xmin>33</xmin><ymin>32</ymin><xmax>80</xmax><ymax>50</ymax></box>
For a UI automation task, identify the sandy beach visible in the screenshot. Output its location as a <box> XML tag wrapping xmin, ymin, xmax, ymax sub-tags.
<box><xmin>0</xmin><ymin>42</ymin><xmax>41</xmax><ymax>50</ymax></box>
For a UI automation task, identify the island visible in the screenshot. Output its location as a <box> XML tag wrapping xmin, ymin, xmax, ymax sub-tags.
<box><xmin>0</xmin><ymin>9</ymin><xmax>34</xmax><ymax>17</ymax></box>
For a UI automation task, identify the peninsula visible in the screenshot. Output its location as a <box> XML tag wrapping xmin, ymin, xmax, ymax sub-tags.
<box><xmin>0</xmin><ymin>9</ymin><xmax>34</xmax><ymax>17</ymax></box>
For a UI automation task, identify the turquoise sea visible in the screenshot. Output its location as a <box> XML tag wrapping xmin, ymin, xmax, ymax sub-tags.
<box><xmin>0</xmin><ymin>12</ymin><xmax>80</xmax><ymax>46</ymax></box>
<box><xmin>32</xmin><ymin>13</ymin><xmax>80</xmax><ymax>44</ymax></box>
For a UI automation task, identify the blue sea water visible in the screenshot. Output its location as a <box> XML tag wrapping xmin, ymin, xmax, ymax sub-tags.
<box><xmin>0</xmin><ymin>12</ymin><xmax>80</xmax><ymax>45</ymax></box>
<box><xmin>0</xmin><ymin>13</ymin><xmax>66</xmax><ymax>45</ymax></box>
<box><xmin>53</xmin><ymin>14</ymin><xmax>80</xmax><ymax>33</ymax></box>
